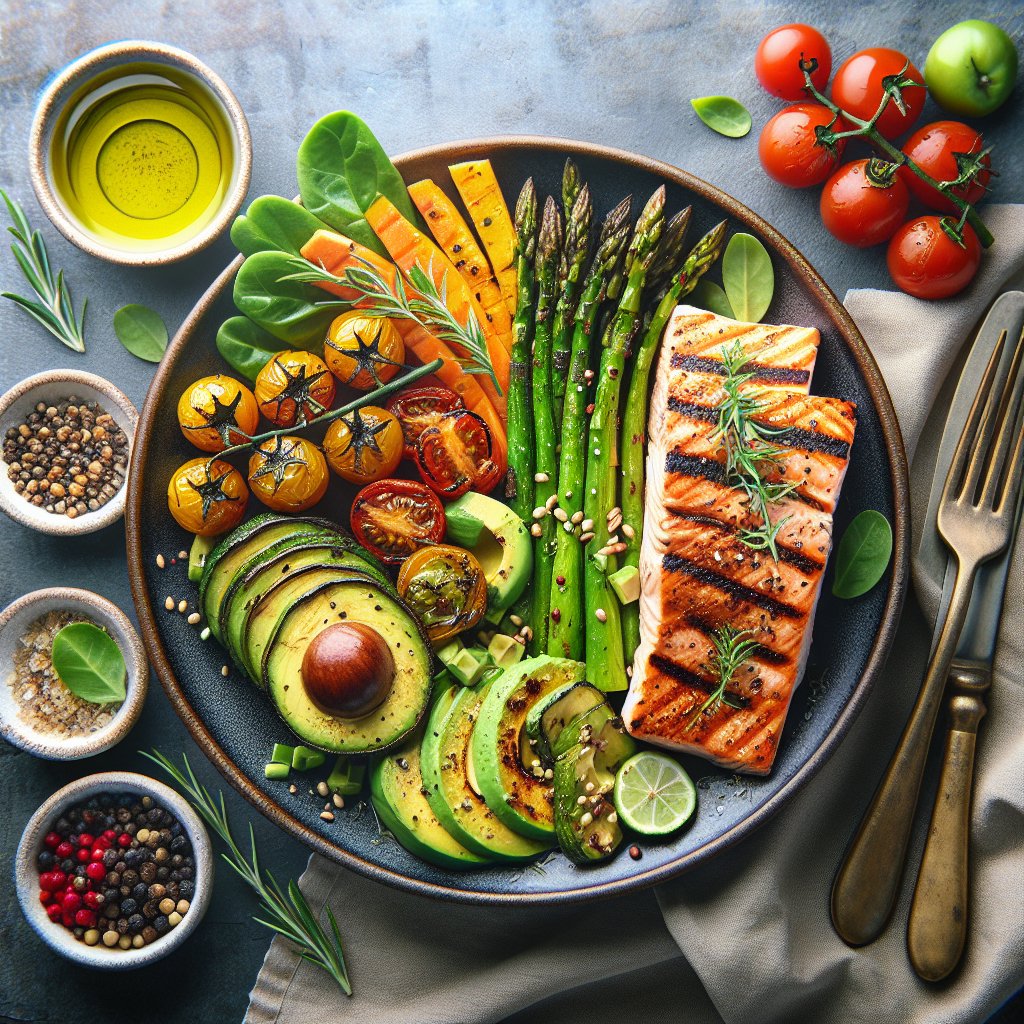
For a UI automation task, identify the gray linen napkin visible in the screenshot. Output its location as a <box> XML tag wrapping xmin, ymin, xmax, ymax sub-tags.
<box><xmin>246</xmin><ymin>205</ymin><xmax>1024</xmax><ymax>1024</ymax></box>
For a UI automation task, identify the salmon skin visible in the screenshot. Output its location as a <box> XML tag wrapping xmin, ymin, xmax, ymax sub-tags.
<box><xmin>623</xmin><ymin>307</ymin><xmax>856</xmax><ymax>775</ymax></box>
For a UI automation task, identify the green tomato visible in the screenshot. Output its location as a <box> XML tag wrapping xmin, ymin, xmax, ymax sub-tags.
<box><xmin>925</xmin><ymin>19</ymin><xmax>1018</xmax><ymax>116</ymax></box>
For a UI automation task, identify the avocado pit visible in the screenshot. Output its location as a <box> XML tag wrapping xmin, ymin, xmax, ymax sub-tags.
<box><xmin>301</xmin><ymin>622</ymin><xmax>395</xmax><ymax>719</ymax></box>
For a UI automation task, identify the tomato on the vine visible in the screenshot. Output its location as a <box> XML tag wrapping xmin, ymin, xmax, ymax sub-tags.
<box><xmin>325</xmin><ymin>312</ymin><xmax>405</xmax><ymax>390</ymax></box>
<box><xmin>323</xmin><ymin>405</ymin><xmax>404</xmax><ymax>484</ymax></box>
<box><xmin>176</xmin><ymin>375</ymin><xmax>259</xmax><ymax>453</ymax></box>
<box><xmin>887</xmin><ymin>217</ymin><xmax>982</xmax><ymax>300</ymax></box>
<box><xmin>415</xmin><ymin>410</ymin><xmax>502</xmax><ymax>499</ymax></box>
<box><xmin>820</xmin><ymin>160</ymin><xmax>910</xmax><ymax>247</ymax></box>
<box><xmin>386</xmin><ymin>385</ymin><xmax>465</xmax><ymax>460</ymax></box>
<box><xmin>167</xmin><ymin>458</ymin><xmax>248</xmax><ymax>536</ymax></box>
<box><xmin>899</xmin><ymin>121</ymin><xmax>991</xmax><ymax>214</ymax></box>
<box><xmin>254</xmin><ymin>351</ymin><xmax>335</xmax><ymax>427</ymax></box>
<box><xmin>758</xmin><ymin>103</ymin><xmax>846</xmax><ymax>188</ymax></box>
<box><xmin>831</xmin><ymin>48</ymin><xmax>926</xmax><ymax>139</ymax></box>
<box><xmin>755</xmin><ymin>24</ymin><xmax>832</xmax><ymax>100</ymax></box>
<box><xmin>247</xmin><ymin>435</ymin><xmax>329</xmax><ymax>513</ymax></box>
<box><xmin>350</xmin><ymin>479</ymin><xmax>446</xmax><ymax>565</ymax></box>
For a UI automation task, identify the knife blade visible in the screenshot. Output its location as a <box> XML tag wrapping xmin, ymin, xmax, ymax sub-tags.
<box><xmin>926</xmin><ymin>292</ymin><xmax>1024</xmax><ymax>657</ymax></box>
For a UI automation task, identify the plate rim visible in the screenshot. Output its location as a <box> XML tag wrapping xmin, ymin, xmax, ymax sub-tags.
<box><xmin>126</xmin><ymin>134</ymin><xmax>910</xmax><ymax>905</ymax></box>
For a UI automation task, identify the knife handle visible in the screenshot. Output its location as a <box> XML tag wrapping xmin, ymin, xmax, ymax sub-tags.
<box><xmin>906</xmin><ymin>660</ymin><xmax>991</xmax><ymax>982</ymax></box>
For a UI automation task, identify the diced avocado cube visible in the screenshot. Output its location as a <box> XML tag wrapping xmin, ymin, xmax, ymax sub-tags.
<box><xmin>264</xmin><ymin>762</ymin><xmax>290</xmax><ymax>780</ymax></box>
<box><xmin>188</xmin><ymin>534</ymin><xmax>217</xmax><ymax>583</ymax></box>
<box><xmin>592</xmin><ymin>551</ymin><xmax>609</xmax><ymax>574</ymax></box>
<box><xmin>484</xmin><ymin>604</ymin><xmax>506</xmax><ymax>626</ymax></box>
<box><xmin>291</xmin><ymin>745</ymin><xmax>327</xmax><ymax>771</ymax></box>
<box><xmin>487</xmin><ymin>632</ymin><xmax>525</xmax><ymax>669</ymax></box>
<box><xmin>271</xmin><ymin>742</ymin><xmax>296</xmax><ymax>765</ymax></box>
<box><xmin>608</xmin><ymin>565</ymin><xmax>641</xmax><ymax>604</ymax></box>
<box><xmin>435</xmin><ymin>638</ymin><xmax>465</xmax><ymax>667</ymax></box>
<box><xmin>447</xmin><ymin>647</ymin><xmax>488</xmax><ymax>687</ymax></box>
<box><xmin>327</xmin><ymin>755</ymin><xmax>366</xmax><ymax>795</ymax></box>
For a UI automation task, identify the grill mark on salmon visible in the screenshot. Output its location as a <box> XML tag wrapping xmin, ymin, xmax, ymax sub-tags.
<box><xmin>648</xmin><ymin>653</ymin><xmax>718</xmax><ymax>693</ymax></box>
<box><xmin>661</xmin><ymin>553</ymin><xmax>804</xmax><ymax>619</ymax></box>
<box><xmin>671</xmin><ymin>352</ymin><xmax>811</xmax><ymax>386</ymax></box>
<box><xmin>771</xmin><ymin>426</ymin><xmax>851</xmax><ymax>460</ymax></box>
<box><xmin>664</xmin><ymin>451</ymin><xmax>725</xmax><ymax>482</ymax></box>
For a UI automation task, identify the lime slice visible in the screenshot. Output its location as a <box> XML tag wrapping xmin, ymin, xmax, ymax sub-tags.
<box><xmin>613</xmin><ymin>752</ymin><xmax>697</xmax><ymax>836</ymax></box>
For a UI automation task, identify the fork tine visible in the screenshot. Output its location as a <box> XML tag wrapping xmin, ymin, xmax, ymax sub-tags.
<box><xmin>980</xmin><ymin>327</ymin><xmax>1024</xmax><ymax>511</ymax></box>
<box><xmin>942</xmin><ymin>330</ymin><xmax>1007</xmax><ymax>505</ymax></box>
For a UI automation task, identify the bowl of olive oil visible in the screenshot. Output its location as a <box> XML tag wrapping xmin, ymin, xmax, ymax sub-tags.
<box><xmin>30</xmin><ymin>41</ymin><xmax>251</xmax><ymax>266</ymax></box>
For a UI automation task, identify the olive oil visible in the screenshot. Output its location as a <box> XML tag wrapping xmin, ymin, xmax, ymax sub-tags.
<box><xmin>50</xmin><ymin>64</ymin><xmax>236</xmax><ymax>252</ymax></box>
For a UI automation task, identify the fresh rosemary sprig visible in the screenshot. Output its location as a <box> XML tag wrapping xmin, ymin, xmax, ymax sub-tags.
<box><xmin>712</xmin><ymin>341</ymin><xmax>796</xmax><ymax>559</ymax></box>
<box><xmin>685</xmin><ymin>626</ymin><xmax>760</xmax><ymax>730</ymax></box>
<box><xmin>1</xmin><ymin>189</ymin><xmax>86</xmax><ymax>353</ymax></box>
<box><xmin>281</xmin><ymin>255</ymin><xmax>502</xmax><ymax>395</ymax></box>
<box><xmin>143</xmin><ymin>750</ymin><xmax>352</xmax><ymax>996</ymax></box>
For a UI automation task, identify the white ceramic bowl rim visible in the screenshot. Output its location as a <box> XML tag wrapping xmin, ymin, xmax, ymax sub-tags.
<box><xmin>0</xmin><ymin>368</ymin><xmax>138</xmax><ymax>536</ymax></box>
<box><xmin>16</xmin><ymin>771</ymin><xmax>212</xmax><ymax>968</ymax></box>
<box><xmin>28</xmin><ymin>39</ymin><xmax>252</xmax><ymax>267</ymax></box>
<box><xmin>0</xmin><ymin>587</ymin><xmax>148</xmax><ymax>759</ymax></box>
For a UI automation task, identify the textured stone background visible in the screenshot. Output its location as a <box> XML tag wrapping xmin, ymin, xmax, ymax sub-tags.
<box><xmin>1</xmin><ymin>2</ymin><xmax>1021</xmax><ymax>1022</ymax></box>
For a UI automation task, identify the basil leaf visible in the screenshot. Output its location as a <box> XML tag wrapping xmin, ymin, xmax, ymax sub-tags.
<box><xmin>51</xmin><ymin>622</ymin><xmax>127</xmax><ymax>704</ymax></box>
<box><xmin>230</xmin><ymin>196</ymin><xmax>332</xmax><ymax>258</ymax></box>
<box><xmin>216</xmin><ymin>316</ymin><xmax>292</xmax><ymax>382</ymax></box>
<box><xmin>296</xmin><ymin>111</ymin><xmax>424</xmax><ymax>256</ymax></box>
<box><xmin>113</xmin><ymin>304</ymin><xmax>168</xmax><ymax>362</ymax></box>
<box><xmin>690</xmin><ymin>279</ymin><xmax>735</xmax><ymax>318</ymax></box>
<box><xmin>691</xmin><ymin>96</ymin><xmax>752</xmax><ymax>138</ymax></box>
<box><xmin>232</xmin><ymin>250</ymin><xmax>347</xmax><ymax>346</ymax></box>
<box><xmin>722</xmin><ymin>232</ymin><xmax>774</xmax><ymax>322</ymax></box>
<box><xmin>832</xmin><ymin>510</ymin><xmax>893</xmax><ymax>599</ymax></box>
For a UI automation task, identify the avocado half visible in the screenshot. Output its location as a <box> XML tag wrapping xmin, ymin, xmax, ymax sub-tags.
<box><xmin>443</xmin><ymin>492</ymin><xmax>532</xmax><ymax>610</ymax></box>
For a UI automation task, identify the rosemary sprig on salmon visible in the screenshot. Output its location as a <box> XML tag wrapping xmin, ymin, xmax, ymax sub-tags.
<box><xmin>685</xmin><ymin>626</ymin><xmax>760</xmax><ymax>730</ymax></box>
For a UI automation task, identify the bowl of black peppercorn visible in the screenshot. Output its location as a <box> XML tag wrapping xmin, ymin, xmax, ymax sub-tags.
<box><xmin>15</xmin><ymin>771</ymin><xmax>213</xmax><ymax>967</ymax></box>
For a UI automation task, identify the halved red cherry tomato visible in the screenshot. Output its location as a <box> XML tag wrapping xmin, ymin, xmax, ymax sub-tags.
<box><xmin>899</xmin><ymin>121</ymin><xmax>991</xmax><ymax>214</ymax></box>
<box><xmin>415</xmin><ymin>410</ymin><xmax>501</xmax><ymax>499</ymax></box>
<box><xmin>831</xmin><ymin>48</ymin><xmax>925</xmax><ymax>140</ymax></box>
<box><xmin>886</xmin><ymin>216</ymin><xmax>981</xmax><ymax>300</ymax></box>
<box><xmin>350</xmin><ymin>479</ymin><xmax>446</xmax><ymax>565</ymax></box>
<box><xmin>755</xmin><ymin>24</ymin><xmax>832</xmax><ymax>100</ymax></box>
<box><xmin>758</xmin><ymin>103</ymin><xmax>846</xmax><ymax>188</ymax></box>
<box><xmin>386</xmin><ymin>385</ymin><xmax>465</xmax><ymax>460</ymax></box>
<box><xmin>820</xmin><ymin>159</ymin><xmax>910</xmax><ymax>247</ymax></box>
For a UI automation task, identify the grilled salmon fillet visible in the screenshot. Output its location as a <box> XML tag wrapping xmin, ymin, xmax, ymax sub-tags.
<box><xmin>623</xmin><ymin>307</ymin><xmax>856</xmax><ymax>775</ymax></box>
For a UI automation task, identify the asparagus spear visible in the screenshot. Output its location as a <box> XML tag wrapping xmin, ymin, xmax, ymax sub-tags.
<box><xmin>505</xmin><ymin>179</ymin><xmax>538</xmax><ymax>523</ymax></box>
<box><xmin>547</xmin><ymin>198</ymin><xmax>632</xmax><ymax>660</ymax></box>
<box><xmin>529</xmin><ymin>196</ymin><xmax>563</xmax><ymax>654</ymax></box>
<box><xmin>582</xmin><ymin>187</ymin><xmax>665</xmax><ymax>691</ymax></box>
<box><xmin>646</xmin><ymin>207</ymin><xmax>693</xmax><ymax>306</ymax></box>
<box><xmin>551</xmin><ymin>184</ymin><xmax>593</xmax><ymax>428</ymax></box>
<box><xmin>620</xmin><ymin>220</ymin><xmax>729</xmax><ymax>660</ymax></box>
<box><xmin>561</xmin><ymin>158</ymin><xmax>582</xmax><ymax>224</ymax></box>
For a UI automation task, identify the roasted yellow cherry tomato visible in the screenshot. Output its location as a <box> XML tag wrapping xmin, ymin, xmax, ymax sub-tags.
<box><xmin>177</xmin><ymin>375</ymin><xmax>260</xmax><ymax>453</ymax></box>
<box><xmin>254</xmin><ymin>351</ymin><xmax>335</xmax><ymax>427</ymax></box>
<box><xmin>396</xmin><ymin>544</ymin><xmax>488</xmax><ymax>642</ymax></box>
<box><xmin>247</xmin><ymin>435</ymin><xmax>329</xmax><ymax>512</ymax></box>
<box><xmin>167</xmin><ymin>458</ymin><xmax>249</xmax><ymax>536</ymax></box>
<box><xmin>325</xmin><ymin>312</ymin><xmax>404</xmax><ymax>390</ymax></box>
<box><xmin>323</xmin><ymin>406</ymin><xmax>404</xmax><ymax>485</ymax></box>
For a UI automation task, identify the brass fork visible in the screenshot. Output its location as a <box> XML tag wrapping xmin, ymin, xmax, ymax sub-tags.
<box><xmin>831</xmin><ymin>325</ymin><xmax>1024</xmax><ymax>949</ymax></box>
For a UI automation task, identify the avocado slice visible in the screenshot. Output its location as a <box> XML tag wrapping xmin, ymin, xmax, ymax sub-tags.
<box><xmin>470</xmin><ymin>656</ymin><xmax>584</xmax><ymax>840</ymax></box>
<box><xmin>220</xmin><ymin>539</ymin><xmax>391</xmax><ymax>670</ymax></box>
<box><xmin>553</xmin><ymin>706</ymin><xmax>636</xmax><ymax>864</ymax></box>
<box><xmin>370</xmin><ymin>733</ymin><xmax>490</xmax><ymax>870</ymax></box>
<box><xmin>443</xmin><ymin>492</ymin><xmax>532</xmax><ymax>611</ymax></box>
<box><xmin>263</xmin><ymin>579</ymin><xmax>432</xmax><ymax>753</ymax></box>
<box><xmin>420</xmin><ymin>683</ymin><xmax>550</xmax><ymax>861</ymax></box>
<box><xmin>524</xmin><ymin>679</ymin><xmax>608</xmax><ymax>767</ymax></box>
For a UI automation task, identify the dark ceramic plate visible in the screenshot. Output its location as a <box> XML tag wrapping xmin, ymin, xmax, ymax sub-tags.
<box><xmin>127</xmin><ymin>138</ymin><xmax>909</xmax><ymax>904</ymax></box>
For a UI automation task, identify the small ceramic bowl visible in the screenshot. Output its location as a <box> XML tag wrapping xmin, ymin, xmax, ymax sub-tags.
<box><xmin>29</xmin><ymin>40</ymin><xmax>252</xmax><ymax>266</ymax></box>
<box><xmin>0</xmin><ymin>369</ymin><xmax>138</xmax><ymax>536</ymax></box>
<box><xmin>0</xmin><ymin>587</ymin><xmax>148</xmax><ymax>759</ymax></box>
<box><xmin>16</xmin><ymin>771</ymin><xmax>213</xmax><ymax>967</ymax></box>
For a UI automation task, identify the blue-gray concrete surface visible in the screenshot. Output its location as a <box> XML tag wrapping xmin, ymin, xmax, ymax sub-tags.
<box><xmin>1</xmin><ymin>2</ymin><xmax>1021</xmax><ymax>1022</ymax></box>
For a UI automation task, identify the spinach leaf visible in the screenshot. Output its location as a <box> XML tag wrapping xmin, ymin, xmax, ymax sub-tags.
<box><xmin>113</xmin><ymin>304</ymin><xmax>168</xmax><ymax>362</ymax></box>
<box><xmin>832</xmin><ymin>510</ymin><xmax>893</xmax><ymax>599</ymax></box>
<box><xmin>691</xmin><ymin>96</ymin><xmax>752</xmax><ymax>138</ymax></box>
<box><xmin>722</xmin><ymin>232</ymin><xmax>774</xmax><ymax>322</ymax></box>
<box><xmin>216</xmin><ymin>316</ymin><xmax>291</xmax><ymax>381</ymax></box>
<box><xmin>296</xmin><ymin>111</ymin><xmax>423</xmax><ymax>256</ymax></box>
<box><xmin>51</xmin><ymin>622</ymin><xmax>127</xmax><ymax>704</ymax></box>
<box><xmin>230</xmin><ymin>196</ymin><xmax>332</xmax><ymax>258</ymax></box>
<box><xmin>232</xmin><ymin>250</ymin><xmax>347</xmax><ymax>347</ymax></box>
<box><xmin>690</xmin><ymin>279</ymin><xmax>735</xmax><ymax>318</ymax></box>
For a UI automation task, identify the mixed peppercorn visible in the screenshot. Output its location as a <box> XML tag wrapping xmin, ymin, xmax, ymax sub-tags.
<box><xmin>36</xmin><ymin>792</ymin><xmax>195</xmax><ymax>949</ymax></box>
<box><xmin>3</xmin><ymin>398</ymin><xmax>129</xmax><ymax>518</ymax></box>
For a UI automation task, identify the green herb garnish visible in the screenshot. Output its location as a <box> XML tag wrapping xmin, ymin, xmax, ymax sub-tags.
<box><xmin>690</xmin><ymin>96</ymin><xmax>753</xmax><ymax>138</ymax></box>
<box><xmin>689</xmin><ymin>279</ymin><xmax>735</xmax><ymax>318</ymax></box>
<box><xmin>832</xmin><ymin>509</ymin><xmax>893</xmax><ymax>599</ymax></box>
<box><xmin>144</xmin><ymin>750</ymin><xmax>352</xmax><ymax>996</ymax></box>
<box><xmin>51</xmin><ymin>622</ymin><xmax>126</xmax><ymax>704</ymax></box>
<box><xmin>113</xmin><ymin>304</ymin><xmax>168</xmax><ymax>362</ymax></box>
<box><xmin>686</xmin><ymin>626</ymin><xmax>760</xmax><ymax>729</ymax></box>
<box><xmin>713</xmin><ymin>341</ymin><xmax>796</xmax><ymax>560</ymax></box>
<box><xmin>1</xmin><ymin>189</ymin><xmax>86</xmax><ymax>353</ymax></box>
<box><xmin>721</xmin><ymin>232</ymin><xmax>774</xmax><ymax>323</ymax></box>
